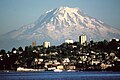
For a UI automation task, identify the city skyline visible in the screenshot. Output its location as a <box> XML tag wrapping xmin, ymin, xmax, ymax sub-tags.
<box><xmin>0</xmin><ymin>0</ymin><xmax>120</xmax><ymax>35</ymax></box>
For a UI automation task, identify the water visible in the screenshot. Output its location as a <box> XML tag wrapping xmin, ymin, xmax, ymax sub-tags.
<box><xmin>0</xmin><ymin>71</ymin><xmax>120</xmax><ymax>80</ymax></box>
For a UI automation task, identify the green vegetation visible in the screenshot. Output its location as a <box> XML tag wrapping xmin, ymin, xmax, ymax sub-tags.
<box><xmin>0</xmin><ymin>39</ymin><xmax>120</xmax><ymax>71</ymax></box>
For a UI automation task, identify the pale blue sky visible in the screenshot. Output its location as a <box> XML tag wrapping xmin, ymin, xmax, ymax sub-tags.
<box><xmin>0</xmin><ymin>0</ymin><xmax>120</xmax><ymax>35</ymax></box>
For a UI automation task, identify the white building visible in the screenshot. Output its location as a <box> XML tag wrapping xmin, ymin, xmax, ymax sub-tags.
<box><xmin>79</xmin><ymin>35</ymin><xmax>87</xmax><ymax>45</ymax></box>
<box><xmin>91</xmin><ymin>60</ymin><xmax>100</xmax><ymax>65</ymax></box>
<box><xmin>43</xmin><ymin>41</ymin><xmax>50</xmax><ymax>48</ymax></box>
<box><xmin>65</xmin><ymin>39</ymin><xmax>73</xmax><ymax>44</ymax></box>
<box><xmin>63</xmin><ymin>58</ymin><xmax>70</xmax><ymax>63</ymax></box>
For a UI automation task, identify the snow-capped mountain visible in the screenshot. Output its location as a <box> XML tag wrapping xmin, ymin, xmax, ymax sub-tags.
<box><xmin>0</xmin><ymin>6</ymin><xmax>120</xmax><ymax>50</ymax></box>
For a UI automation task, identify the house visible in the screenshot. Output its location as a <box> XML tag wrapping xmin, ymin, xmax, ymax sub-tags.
<box><xmin>50</xmin><ymin>52</ymin><xmax>58</xmax><ymax>55</ymax></box>
<box><xmin>91</xmin><ymin>60</ymin><xmax>100</xmax><ymax>65</ymax></box>
<box><xmin>66</xmin><ymin>65</ymin><xmax>76</xmax><ymax>70</ymax></box>
<box><xmin>100</xmin><ymin>63</ymin><xmax>112</xmax><ymax>69</ymax></box>
<box><xmin>53</xmin><ymin>60</ymin><xmax>60</xmax><ymax>65</ymax></box>
<box><xmin>63</xmin><ymin>58</ymin><xmax>70</xmax><ymax>63</ymax></box>
<box><xmin>48</xmin><ymin>67</ymin><xmax>56</xmax><ymax>71</ymax></box>
<box><xmin>57</xmin><ymin>65</ymin><xmax>64</xmax><ymax>70</ymax></box>
<box><xmin>79</xmin><ymin>54</ymin><xmax>87</xmax><ymax>61</ymax></box>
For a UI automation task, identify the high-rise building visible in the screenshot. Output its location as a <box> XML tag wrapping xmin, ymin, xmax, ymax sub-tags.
<box><xmin>43</xmin><ymin>41</ymin><xmax>50</xmax><ymax>48</ymax></box>
<box><xmin>32</xmin><ymin>41</ymin><xmax>36</xmax><ymax>46</ymax></box>
<box><xmin>79</xmin><ymin>35</ymin><xmax>87</xmax><ymax>45</ymax></box>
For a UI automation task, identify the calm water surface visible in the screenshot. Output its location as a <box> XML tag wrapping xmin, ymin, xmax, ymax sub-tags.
<box><xmin>0</xmin><ymin>71</ymin><xmax>120</xmax><ymax>80</ymax></box>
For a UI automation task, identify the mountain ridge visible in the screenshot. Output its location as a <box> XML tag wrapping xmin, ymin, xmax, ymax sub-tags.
<box><xmin>0</xmin><ymin>6</ymin><xmax>120</xmax><ymax>50</ymax></box>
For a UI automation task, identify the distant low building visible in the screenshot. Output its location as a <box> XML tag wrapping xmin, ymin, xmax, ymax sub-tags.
<box><xmin>57</xmin><ymin>65</ymin><xmax>64</xmax><ymax>70</ymax></box>
<box><xmin>32</xmin><ymin>41</ymin><xmax>36</xmax><ymax>46</ymax></box>
<box><xmin>100</xmin><ymin>63</ymin><xmax>112</xmax><ymax>69</ymax></box>
<box><xmin>65</xmin><ymin>39</ymin><xmax>73</xmax><ymax>44</ymax></box>
<box><xmin>63</xmin><ymin>58</ymin><xmax>70</xmax><ymax>63</ymax></box>
<box><xmin>48</xmin><ymin>67</ymin><xmax>56</xmax><ymax>71</ymax></box>
<box><xmin>91</xmin><ymin>60</ymin><xmax>100</xmax><ymax>65</ymax></box>
<box><xmin>110</xmin><ymin>38</ymin><xmax>119</xmax><ymax>42</ymax></box>
<box><xmin>43</xmin><ymin>41</ymin><xmax>50</xmax><ymax>48</ymax></box>
<box><xmin>66</xmin><ymin>65</ymin><xmax>76</xmax><ymax>70</ymax></box>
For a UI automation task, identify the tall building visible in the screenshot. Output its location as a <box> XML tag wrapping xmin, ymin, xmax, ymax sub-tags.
<box><xmin>32</xmin><ymin>41</ymin><xmax>36</xmax><ymax>46</ymax></box>
<box><xmin>79</xmin><ymin>35</ymin><xmax>87</xmax><ymax>45</ymax></box>
<box><xmin>43</xmin><ymin>41</ymin><xmax>50</xmax><ymax>48</ymax></box>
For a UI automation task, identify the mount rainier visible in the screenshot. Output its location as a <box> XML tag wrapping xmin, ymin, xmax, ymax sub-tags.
<box><xmin>0</xmin><ymin>6</ymin><xmax>120</xmax><ymax>50</ymax></box>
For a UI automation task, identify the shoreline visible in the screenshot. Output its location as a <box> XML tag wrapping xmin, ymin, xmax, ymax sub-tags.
<box><xmin>0</xmin><ymin>69</ymin><xmax>118</xmax><ymax>72</ymax></box>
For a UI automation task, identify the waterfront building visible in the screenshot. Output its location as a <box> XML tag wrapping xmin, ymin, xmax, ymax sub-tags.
<box><xmin>79</xmin><ymin>35</ymin><xmax>87</xmax><ymax>45</ymax></box>
<box><xmin>66</xmin><ymin>65</ymin><xmax>76</xmax><ymax>70</ymax></box>
<box><xmin>57</xmin><ymin>65</ymin><xmax>64</xmax><ymax>70</ymax></box>
<box><xmin>43</xmin><ymin>41</ymin><xmax>50</xmax><ymax>48</ymax></box>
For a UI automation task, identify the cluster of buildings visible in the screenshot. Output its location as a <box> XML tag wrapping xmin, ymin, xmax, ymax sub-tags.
<box><xmin>32</xmin><ymin>41</ymin><xmax>50</xmax><ymax>48</ymax></box>
<box><xmin>17</xmin><ymin>35</ymin><xmax>89</xmax><ymax>71</ymax></box>
<box><xmin>32</xmin><ymin>34</ymin><xmax>87</xmax><ymax>48</ymax></box>
<box><xmin>28</xmin><ymin>35</ymin><xmax>120</xmax><ymax>71</ymax></box>
<box><xmin>29</xmin><ymin>49</ymin><xmax>120</xmax><ymax>71</ymax></box>
<box><xmin>0</xmin><ymin>34</ymin><xmax>120</xmax><ymax>71</ymax></box>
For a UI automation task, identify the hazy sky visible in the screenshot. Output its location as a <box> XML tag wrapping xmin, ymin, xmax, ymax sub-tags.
<box><xmin>0</xmin><ymin>0</ymin><xmax>120</xmax><ymax>35</ymax></box>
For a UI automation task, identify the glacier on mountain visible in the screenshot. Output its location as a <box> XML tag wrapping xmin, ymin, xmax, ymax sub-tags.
<box><xmin>0</xmin><ymin>6</ymin><xmax>120</xmax><ymax>50</ymax></box>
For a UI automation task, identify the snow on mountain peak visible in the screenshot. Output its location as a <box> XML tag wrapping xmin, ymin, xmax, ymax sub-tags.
<box><xmin>0</xmin><ymin>6</ymin><xmax>120</xmax><ymax>51</ymax></box>
<box><xmin>36</xmin><ymin>6</ymin><xmax>86</xmax><ymax>28</ymax></box>
<box><xmin>57</xmin><ymin>6</ymin><xmax>79</xmax><ymax>13</ymax></box>
<box><xmin>54</xmin><ymin>6</ymin><xmax>81</xmax><ymax>18</ymax></box>
<box><xmin>46</xmin><ymin>9</ymin><xmax>54</xmax><ymax>13</ymax></box>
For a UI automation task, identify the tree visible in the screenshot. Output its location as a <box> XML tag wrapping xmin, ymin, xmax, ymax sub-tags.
<box><xmin>25</xmin><ymin>46</ymin><xmax>29</xmax><ymax>52</ymax></box>
<box><xmin>18</xmin><ymin>47</ymin><xmax>23</xmax><ymax>51</ymax></box>
<box><xmin>0</xmin><ymin>49</ymin><xmax>6</xmax><ymax>55</ymax></box>
<box><xmin>11</xmin><ymin>48</ymin><xmax>16</xmax><ymax>54</ymax></box>
<box><xmin>0</xmin><ymin>49</ymin><xmax>7</xmax><ymax>58</ymax></box>
<box><xmin>108</xmin><ymin>39</ymin><xmax>118</xmax><ymax>52</ymax></box>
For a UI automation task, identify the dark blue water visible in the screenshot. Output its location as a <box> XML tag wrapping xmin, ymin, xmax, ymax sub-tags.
<box><xmin>0</xmin><ymin>71</ymin><xmax>120</xmax><ymax>80</ymax></box>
